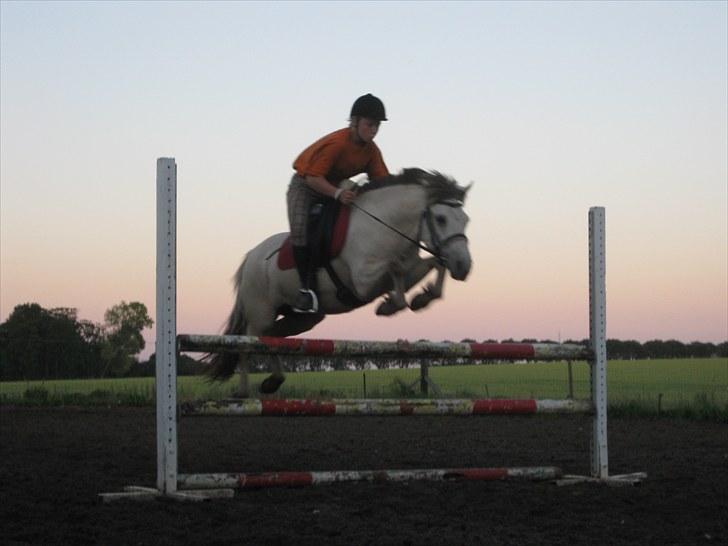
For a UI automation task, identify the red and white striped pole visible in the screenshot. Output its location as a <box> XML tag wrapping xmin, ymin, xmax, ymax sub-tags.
<box><xmin>178</xmin><ymin>466</ymin><xmax>563</xmax><ymax>490</ymax></box>
<box><xmin>178</xmin><ymin>335</ymin><xmax>592</xmax><ymax>361</ymax></box>
<box><xmin>182</xmin><ymin>398</ymin><xmax>593</xmax><ymax>417</ymax></box>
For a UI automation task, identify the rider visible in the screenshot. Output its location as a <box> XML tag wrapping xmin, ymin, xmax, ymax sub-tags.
<box><xmin>287</xmin><ymin>93</ymin><xmax>390</xmax><ymax>313</ymax></box>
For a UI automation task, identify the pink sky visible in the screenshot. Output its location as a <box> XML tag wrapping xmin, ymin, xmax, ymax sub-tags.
<box><xmin>2</xmin><ymin>2</ymin><xmax>727</xmax><ymax>358</ymax></box>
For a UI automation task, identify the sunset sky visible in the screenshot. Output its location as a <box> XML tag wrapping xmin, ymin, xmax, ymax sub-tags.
<box><xmin>1</xmin><ymin>1</ymin><xmax>726</xmax><ymax>358</ymax></box>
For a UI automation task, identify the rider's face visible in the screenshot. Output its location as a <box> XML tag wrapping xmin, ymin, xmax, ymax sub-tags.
<box><xmin>355</xmin><ymin>117</ymin><xmax>380</xmax><ymax>143</ymax></box>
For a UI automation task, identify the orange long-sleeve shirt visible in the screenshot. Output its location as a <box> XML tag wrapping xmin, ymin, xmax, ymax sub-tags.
<box><xmin>293</xmin><ymin>128</ymin><xmax>389</xmax><ymax>185</ymax></box>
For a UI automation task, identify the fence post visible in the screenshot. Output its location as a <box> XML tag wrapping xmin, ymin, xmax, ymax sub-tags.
<box><xmin>567</xmin><ymin>361</ymin><xmax>574</xmax><ymax>399</ymax></box>
<box><xmin>420</xmin><ymin>362</ymin><xmax>429</xmax><ymax>395</ymax></box>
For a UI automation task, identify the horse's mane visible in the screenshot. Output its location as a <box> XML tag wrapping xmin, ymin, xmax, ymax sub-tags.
<box><xmin>357</xmin><ymin>168</ymin><xmax>467</xmax><ymax>203</ymax></box>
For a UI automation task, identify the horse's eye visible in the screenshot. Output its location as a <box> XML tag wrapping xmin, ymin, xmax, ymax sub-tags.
<box><xmin>435</xmin><ymin>215</ymin><xmax>447</xmax><ymax>226</ymax></box>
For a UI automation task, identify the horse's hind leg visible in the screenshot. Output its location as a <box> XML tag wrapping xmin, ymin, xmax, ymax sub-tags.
<box><xmin>236</xmin><ymin>353</ymin><xmax>250</xmax><ymax>397</ymax></box>
<box><xmin>265</xmin><ymin>313</ymin><xmax>325</xmax><ymax>337</ymax></box>
<box><xmin>237</xmin><ymin>353</ymin><xmax>284</xmax><ymax>396</ymax></box>
<box><xmin>259</xmin><ymin>356</ymin><xmax>286</xmax><ymax>394</ymax></box>
<box><xmin>258</xmin><ymin>313</ymin><xmax>325</xmax><ymax>394</ymax></box>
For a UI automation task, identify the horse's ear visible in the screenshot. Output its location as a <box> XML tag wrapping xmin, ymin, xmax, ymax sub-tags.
<box><xmin>463</xmin><ymin>181</ymin><xmax>474</xmax><ymax>198</ymax></box>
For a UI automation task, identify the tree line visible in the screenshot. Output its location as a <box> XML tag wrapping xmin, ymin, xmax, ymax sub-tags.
<box><xmin>498</xmin><ymin>338</ymin><xmax>728</xmax><ymax>360</ymax></box>
<box><xmin>0</xmin><ymin>302</ymin><xmax>154</xmax><ymax>380</ymax></box>
<box><xmin>0</xmin><ymin>302</ymin><xmax>726</xmax><ymax>380</ymax></box>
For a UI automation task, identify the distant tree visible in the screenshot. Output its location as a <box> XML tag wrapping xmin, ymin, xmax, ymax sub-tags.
<box><xmin>100</xmin><ymin>301</ymin><xmax>153</xmax><ymax>377</ymax></box>
<box><xmin>665</xmin><ymin>340</ymin><xmax>688</xmax><ymax>358</ymax></box>
<box><xmin>564</xmin><ymin>339</ymin><xmax>589</xmax><ymax>346</ymax></box>
<box><xmin>686</xmin><ymin>341</ymin><xmax>715</xmax><ymax>358</ymax></box>
<box><xmin>136</xmin><ymin>353</ymin><xmax>205</xmax><ymax>377</ymax></box>
<box><xmin>0</xmin><ymin>304</ymin><xmax>100</xmax><ymax>380</ymax></box>
<box><xmin>642</xmin><ymin>339</ymin><xmax>689</xmax><ymax>359</ymax></box>
<box><xmin>607</xmin><ymin>339</ymin><xmax>646</xmax><ymax>360</ymax></box>
<box><xmin>624</xmin><ymin>340</ymin><xmax>646</xmax><ymax>359</ymax></box>
<box><xmin>78</xmin><ymin>319</ymin><xmax>104</xmax><ymax>346</ymax></box>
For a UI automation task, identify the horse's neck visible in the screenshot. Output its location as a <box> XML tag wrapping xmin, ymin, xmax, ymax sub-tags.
<box><xmin>357</xmin><ymin>185</ymin><xmax>427</xmax><ymax>235</ymax></box>
<box><xmin>347</xmin><ymin>184</ymin><xmax>427</xmax><ymax>264</ymax></box>
<box><xmin>339</xmin><ymin>184</ymin><xmax>429</xmax><ymax>301</ymax></box>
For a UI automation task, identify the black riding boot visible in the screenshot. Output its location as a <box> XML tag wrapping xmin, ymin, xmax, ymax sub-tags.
<box><xmin>292</xmin><ymin>245</ymin><xmax>318</xmax><ymax>313</ymax></box>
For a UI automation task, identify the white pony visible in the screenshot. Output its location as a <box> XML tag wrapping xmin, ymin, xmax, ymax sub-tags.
<box><xmin>207</xmin><ymin>168</ymin><xmax>472</xmax><ymax>393</ymax></box>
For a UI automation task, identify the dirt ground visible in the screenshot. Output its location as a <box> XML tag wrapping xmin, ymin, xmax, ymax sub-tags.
<box><xmin>1</xmin><ymin>407</ymin><xmax>726</xmax><ymax>546</ymax></box>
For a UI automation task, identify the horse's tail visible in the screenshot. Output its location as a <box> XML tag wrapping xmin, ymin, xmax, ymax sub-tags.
<box><xmin>205</xmin><ymin>256</ymin><xmax>249</xmax><ymax>382</ymax></box>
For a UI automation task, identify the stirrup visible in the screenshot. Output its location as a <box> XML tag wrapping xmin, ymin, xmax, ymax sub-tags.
<box><xmin>293</xmin><ymin>289</ymin><xmax>319</xmax><ymax>314</ymax></box>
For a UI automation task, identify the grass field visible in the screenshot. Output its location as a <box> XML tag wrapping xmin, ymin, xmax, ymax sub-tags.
<box><xmin>1</xmin><ymin>358</ymin><xmax>726</xmax><ymax>419</ymax></box>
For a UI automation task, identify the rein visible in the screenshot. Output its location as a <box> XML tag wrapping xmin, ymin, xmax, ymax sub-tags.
<box><xmin>350</xmin><ymin>201</ymin><xmax>467</xmax><ymax>265</ymax></box>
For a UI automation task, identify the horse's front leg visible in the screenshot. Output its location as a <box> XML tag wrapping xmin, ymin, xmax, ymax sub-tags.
<box><xmin>409</xmin><ymin>262</ymin><xmax>446</xmax><ymax>311</ymax></box>
<box><xmin>376</xmin><ymin>271</ymin><xmax>409</xmax><ymax>316</ymax></box>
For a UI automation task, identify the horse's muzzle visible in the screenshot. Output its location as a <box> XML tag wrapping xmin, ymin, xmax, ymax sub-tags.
<box><xmin>438</xmin><ymin>234</ymin><xmax>471</xmax><ymax>281</ymax></box>
<box><xmin>444</xmin><ymin>246</ymin><xmax>471</xmax><ymax>280</ymax></box>
<box><xmin>450</xmin><ymin>258</ymin><xmax>471</xmax><ymax>281</ymax></box>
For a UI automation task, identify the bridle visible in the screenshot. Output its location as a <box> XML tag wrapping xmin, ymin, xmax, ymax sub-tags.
<box><xmin>422</xmin><ymin>201</ymin><xmax>469</xmax><ymax>264</ymax></box>
<box><xmin>350</xmin><ymin>200</ymin><xmax>468</xmax><ymax>265</ymax></box>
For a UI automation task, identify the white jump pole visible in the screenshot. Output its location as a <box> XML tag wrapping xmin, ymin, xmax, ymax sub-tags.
<box><xmin>156</xmin><ymin>158</ymin><xmax>178</xmax><ymax>494</ymax></box>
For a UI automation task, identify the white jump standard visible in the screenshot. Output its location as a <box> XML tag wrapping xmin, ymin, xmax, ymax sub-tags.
<box><xmin>100</xmin><ymin>158</ymin><xmax>644</xmax><ymax>502</ymax></box>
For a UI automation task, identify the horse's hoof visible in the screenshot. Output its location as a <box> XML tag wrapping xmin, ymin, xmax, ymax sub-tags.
<box><xmin>409</xmin><ymin>294</ymin><xmax>430</xmax><ymax>311</ymax></box>
<box><xmin>260</xmin><ymin>374</ymin><xmax>286</xmax><ymax>394</ymax></box>
<box><xmin>376</xmin><ymin>296</ymin><xmax>405</xmax><ymax>316</ymax></box>
<box><xmin>376</xmin><ymin>303</ymin><xmax>397</xmax><ymax>316</ymax></box>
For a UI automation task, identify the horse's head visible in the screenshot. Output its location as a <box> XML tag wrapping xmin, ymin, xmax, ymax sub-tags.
<box><xmin>421</xmin><ymin>188</ymin><xmax>472</xmax><ymax>281</ymax></box>
<box><xmin>358</xmin><ymin>168</ymin><xmax>473</xmax><ymax>281</ymax></box>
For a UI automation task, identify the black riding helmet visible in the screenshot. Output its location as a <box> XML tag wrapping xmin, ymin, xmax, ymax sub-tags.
<box><xmin>350</xmin><ymin>94</ymin><xmax>387</xmax><ymax>121</ymax></box>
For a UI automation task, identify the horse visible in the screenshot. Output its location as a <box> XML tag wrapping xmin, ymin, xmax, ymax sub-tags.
<box><xmin>206</xmin><ymin>168</ymin><xmax>473</xmax><ymax>394</ymax></box>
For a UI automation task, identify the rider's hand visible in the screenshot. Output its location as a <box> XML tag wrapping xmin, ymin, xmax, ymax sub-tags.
<box><xmin>335</xmin><ymin>189</ymin><xmax>357</xmax><ymax>205</ymax></box>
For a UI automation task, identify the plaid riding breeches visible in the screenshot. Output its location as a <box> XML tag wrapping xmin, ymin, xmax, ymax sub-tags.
<box><xmin>286</xmin><ymin>174</ymin><xmax>322</xmax><ymax>246</ymax></box>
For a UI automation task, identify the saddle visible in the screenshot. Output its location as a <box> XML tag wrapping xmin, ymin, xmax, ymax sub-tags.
<box><xmin>277</xmin><ymin>201</ymin><xmax>363</xmax><ymax>308</ymax></box>
<box><xmin>277</xmin><ymin>201</ymin><xmax>350</xmax><ymax>270</ymax></box>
